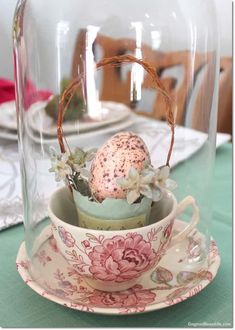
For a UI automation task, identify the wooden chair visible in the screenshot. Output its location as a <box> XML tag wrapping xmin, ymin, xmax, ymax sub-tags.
<box><xmin>71</xmin><ymin>30</ymin><xmax>232</xmax><ymax>134</ymax></box>
<box><xmin>217</xmin><ymin>57</ymin><xmax>232</xmax><ymax>134</ymax></box>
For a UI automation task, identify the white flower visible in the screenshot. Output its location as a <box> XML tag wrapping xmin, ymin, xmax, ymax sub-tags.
<box><xmin>152</xmin><ymin>165</ymin><xmax>177</xmax><ymax>191</ymax></box>
<box><xmin>69</xmin><ymin>147</ymin><xmax>97</xmax><ymax>172</ymax></box>
<box><xmin>49</xmin><ymin>152</ymin><xmax>72</xmax><ymax>182</ymax></box>
<box><xmin>117</xmin><ymin>164</ymin><xmax>177</xmax><ymax>204</ymax></box>
<box><xmin>117</xmin><ymin>167</ymin><xmax>162</xmax><ymax>204</ymax></box>
<box><xmin>48</xmin><ymin>146</ymin><xmax>97</xmax><ymax>187</ymax></box>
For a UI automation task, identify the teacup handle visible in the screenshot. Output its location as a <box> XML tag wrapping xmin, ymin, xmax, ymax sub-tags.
<box><xmin>169</xmin><ymin>196</ymin><xmax>200</xmax><ymax>247</ymax></box>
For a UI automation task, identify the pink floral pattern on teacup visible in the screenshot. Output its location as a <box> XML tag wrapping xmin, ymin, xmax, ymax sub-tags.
<box><xmin>82</xmin><ymin>240</ymin><xmax>90</xmax><ymax>249</ymax></box>
<box><xmin>54</xmin><ymin>223</ymin><xmax>176</xmax><ymax>284</ymax></box>
<box><xmin>58</xmin><ymin>226</ymin><xmax>75</xmax><ymax>248</ymax></box>
<box><xmin>88</xmin><ymin>234</ymin><xmax>156</xmax><ymax>282</ymax></box>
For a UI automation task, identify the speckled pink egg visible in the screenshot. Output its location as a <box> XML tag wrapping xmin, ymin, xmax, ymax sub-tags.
<box><xmin>89</xmin><ymin>131</ymin><xmax>150</xmax><ymax>201</ymax></box>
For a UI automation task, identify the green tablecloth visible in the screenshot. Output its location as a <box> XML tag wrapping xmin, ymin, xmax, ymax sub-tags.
<box><xmin>0</xmin><ymin>144</ymin><xmax>232</xmax><ymax>328</ymax></box>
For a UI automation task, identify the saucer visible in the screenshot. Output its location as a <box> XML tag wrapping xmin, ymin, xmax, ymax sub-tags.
<box><xmin>16</xmin><ymin>220</ymin><xmax>220</xmax><ymax>315</ymax></box>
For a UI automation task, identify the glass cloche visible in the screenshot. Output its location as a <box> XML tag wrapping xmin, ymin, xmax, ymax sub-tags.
<box><xmin>14</xmin><ymin>0</ymin><xmax>220</xmax><ymax>312</ymax></box>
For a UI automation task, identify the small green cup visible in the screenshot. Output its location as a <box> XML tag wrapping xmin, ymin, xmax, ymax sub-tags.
<box><xmin>73</xmin><ymin>189</ymin><xmax>152</xmax><ymax>230</ymax></box>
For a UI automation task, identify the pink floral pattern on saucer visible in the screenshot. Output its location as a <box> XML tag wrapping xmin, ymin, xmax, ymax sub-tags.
<box><xmin>16</xmin><ymin>220</ymin><xmax>220</xmax><ymax>315</ymax></box>
<box><xmin>44</xmin><ymin>277</ymin><xmax>156</xmax><ymax>314</ymax></box>
<box><xmin>89</xmin><ymin>284</ymin><xmax>156</xmax><ymax>313</ymax></box>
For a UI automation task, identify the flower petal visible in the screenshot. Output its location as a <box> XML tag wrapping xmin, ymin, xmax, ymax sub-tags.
<box><xmin>127</xmin><ymin>190</ymin><xmax>140</xmax><ymax>204</ymax></box>
<box><xmin>140</xmin><ymin>171</ymin><xmax>155</xmax><ymax>184</ymax></box>
<box><xmin>116</xmin><ymin>177</ymin><xmax>130</xmax><ymax>188</ymax></box>
<box><xmin>159</xmin><ymin>165</ymin><xmax>170</xmax><ymax>180</ymax></box>
<box><xmin>64</xmin><ymin>164</ymin><xmax>73</xmax><ymax>174</ymax></box>
<box><xmin>105</xmin><ymin>256</ymin><xmax>120</xmax><ymax>275</ymax></box>
<box><xmin>152</xmin><ymin>187</ymin><xmax>162</xmax><ymax>201</ymax></box>
<box><xmin>128</xmin><ymin>167</ymin><xmax>139</xmax><ymax>181</ymax></box>
<box><xmin>85</xmin><ymin>148</ymin><xmax>97</xmax><ymax>161</ymax></box>
<box><xmin>140</xmin><ymin>185</ymin><xmax>153</xmax><ymax>199</ymax></box>
<box><xmin>61</xmin><ymin>152</ymin><xmax>69</xmax><ymax>163</ymax></box>
<box><xmin>74</xmin><ymin>147</ymin><xmax>85</xmax><ymax>159</ymax></box>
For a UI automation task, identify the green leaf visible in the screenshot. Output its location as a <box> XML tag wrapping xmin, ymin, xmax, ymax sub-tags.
<box><xmin>151</xmin><ymin>266</ymin><xmax>173</xmax><ymax>283</ymax></box>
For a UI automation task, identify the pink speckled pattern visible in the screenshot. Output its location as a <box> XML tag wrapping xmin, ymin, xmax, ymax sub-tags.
<box><xmin>89</xmin><ymin>131</ymin><xmax>150</xmax><ymax>201</ymax></box>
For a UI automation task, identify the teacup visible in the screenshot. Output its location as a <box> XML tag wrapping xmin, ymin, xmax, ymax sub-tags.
<box><xmin>48</xmin><ymin>187</ymin><xmax>199</xmax><ymax>292</ymax></box>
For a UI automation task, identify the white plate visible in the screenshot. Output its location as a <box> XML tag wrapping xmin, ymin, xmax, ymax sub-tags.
<box><xmin>29</xmin><ymin>101</ymin><xmax>132</xmax><ymax>135</ymax></box>
<box><xmin>0</xmin><ymin>101</ymin><xmax>17</xmax><ymax>131</ymax></box>
<box><xmin>0</xmin><ymin>100</ymin><xmax>131</xmax><ymax>135</ymax></box>
<box><xmin>0</xmin><ymin>129</ymin><xmax>18</xmax><ymax>141</ymax></box>
<box><xmin>25</xmin><ymin>113</ymin><xmax>135</xmax><ymax>145</ymax></box>
<box><xmin>16</xmin><ymin>219</ymin><xmax>220</xmax><ymax>315</ymax></box>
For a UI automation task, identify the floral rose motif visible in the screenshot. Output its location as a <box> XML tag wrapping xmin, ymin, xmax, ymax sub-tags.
<box><xmin>82</xmin><ymin>240</ymin><xmax>90</xmax><ymax>249</ymax></box>
<box><xmin>89</xmin><ymin>284</ymin><xmax>156</xmax><ymax>309</ymax></box>
<box><xmin>58</xmin><ymin>226</ymin><xmax>75</xmax><ymax>248</ymax></box>
<box><xmin>88</xmin><ymin>234</ymin><xmax>156</xmax><ymax>282</ymax></box>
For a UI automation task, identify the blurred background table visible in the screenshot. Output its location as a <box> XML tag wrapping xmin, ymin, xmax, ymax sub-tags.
<box><xmin>0</xmin><ymin>142</ymin><xmax>232</xmax><ymax>328</ymax></box>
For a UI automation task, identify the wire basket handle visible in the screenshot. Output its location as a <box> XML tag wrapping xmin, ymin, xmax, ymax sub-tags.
<box><xmin>57</xmin><ymin>54</ymin><xmax>175</xmax><ymax>166</ymax></box>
